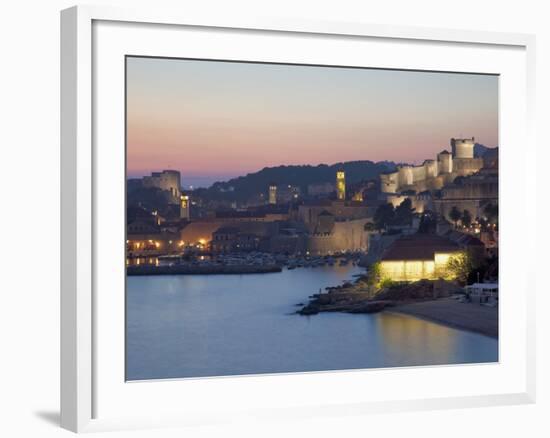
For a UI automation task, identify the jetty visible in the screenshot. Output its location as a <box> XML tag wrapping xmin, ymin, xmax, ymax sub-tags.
<box><xmin>127</xmin><ymin>264</ymin><xmax>282</xmax><ymax>276</ymax></box>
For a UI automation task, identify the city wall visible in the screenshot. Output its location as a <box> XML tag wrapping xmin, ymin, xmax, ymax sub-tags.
<box><xmin>305</xmin><ymin>218</ymin><xmax>369</xmax><ymax>255</ymax></box>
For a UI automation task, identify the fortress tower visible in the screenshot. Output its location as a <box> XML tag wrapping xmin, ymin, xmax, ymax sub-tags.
<box><xmin>397</xmin><ymin>165</ymin><xmax>413</xmax><ymax>187</ymax></box>
<box><xmin>336</xmin><ymin>170</ymin><xmax>346</xmax><ymax>200</ymax></box>
<box><xmin>451</xmin><ymin>137</ymin><xmax>475</xmax><ymax>159</ymax></box>
<box><xmin>180</xmin><ymin>194</ymin><xmax>190</xmax><ymax>220</ymax></box>
<box><xmin>379</xmin><ymin>136</ymin><xmax>483</xmax><ymax>197</ymax></box>
<box><xmin>268</xmin><ymin>183</ymin><xmax>277</xmax><ymax>205</ymax></box>
<box><xmin>142</xmin><ymin>170</ymin><xmax>181</xmax><ymax>204</ymax></box>
<box><xmin>437</xmin><ymin>150</ymin><xmax>453</xmax><ymax>174</ymax></box>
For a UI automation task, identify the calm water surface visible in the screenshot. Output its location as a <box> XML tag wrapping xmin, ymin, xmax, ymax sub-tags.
<box><xmin>126</xmin><ymin>266</ymin><xmax>498</xmax><ymax>380</ymax></box>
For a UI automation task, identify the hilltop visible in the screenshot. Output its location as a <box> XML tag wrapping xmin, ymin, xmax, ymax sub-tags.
<box><xmin>193</xmin><ymin>160</ymin><xmax>397</xmax><ymax>202</ymax></box>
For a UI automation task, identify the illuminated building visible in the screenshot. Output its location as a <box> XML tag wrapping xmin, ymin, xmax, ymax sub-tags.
<box><xmin>336</xmin><ymin>170</ymin><xmax>346</xmax><ymax>200</ymax></box>
<box><xmin>126</xmin><ymin>232</ymin><xmax>181</xmax><ymax>257</ymax></box>
<box><xmin>378</xmin><ymin>235</ymin><xmax>461</xmax><ymax>282</ymax></box>
<box><xmin>379</xmin><ymin>137</ymin><xmax>484</xmax><ymax>195</ymax></box>
<box><xmin>180</xmin><ymin>194</ymin><xmax>190</xmax><ymax>220</ymax></box>
<box><xmin>378</xmin><ymin>136</ymin><xmax>497</xmax><ymax>224</ymax></box>
<box><xmin>268</xmin><ymin>183</ymin><xmax>277</xmax><ymax>205</ymax></box>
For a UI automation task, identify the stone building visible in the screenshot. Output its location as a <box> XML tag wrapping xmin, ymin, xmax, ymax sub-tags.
<box><xmin>142</xmin><ymin>170</ymin><xmax>182</xmax><ymax>203</ymax></box>
<box><xmin>433</xmin><ymin>169</ymin><xmax>498</xmax><ymax>220</ymax></box>
<box><xmin>211</xmin><ymin>227</ymin><xmax>260</xmax><ymax>253</ymax></box>
<box><xmin>297</xmin><ymin>200</ymin><xmax>375</xmax><ymax>230</ymax></box>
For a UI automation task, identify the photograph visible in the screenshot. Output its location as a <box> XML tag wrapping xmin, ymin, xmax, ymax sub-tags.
<box><xmin>125</xmin><ymin>56</ymin><xmax>499</xmax><ymax>381</ymax></box>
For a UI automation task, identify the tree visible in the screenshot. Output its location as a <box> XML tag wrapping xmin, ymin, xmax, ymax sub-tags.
<box><xmin>394</xmin><ymin>198</ymin><xmax>415</xmax><ymax>225</ymax></box>
<box><xmin>366</xmin><ymin>261</ymin><xmax>382</xmax><ymax>297</ymax></box>
<box><xmin>373</xmin><ymin>203</ymin><xmax>395</xmax><ymax>231</ymax></box>
<box><xmin>462</xmin><ymin>210</ymin><xmax>472</xmax><ymax>228</ymax></box>
<box><xmin>446</xmin><ymin>251</ymin><xmax>473</xmax><ymax>284</ymax></box>
<box><xmin>449</xmin><ymin>206</ymin><xmax>461</xmax><ymax>228</ymax></box>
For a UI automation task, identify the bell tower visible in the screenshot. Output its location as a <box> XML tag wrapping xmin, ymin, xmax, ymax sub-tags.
<box><xmin>180</xmin><ymin>194</ymin><xmax>190</xmax><ymax>220</ymax></box>
<box><xmin>336</xmin><ymin>170</ymin><xmax>346</xmax><ymax>200</ymax></box>
<box><xmin>268</xmin><ymin>183</ymin><xmax>277</xmax><ymax>205</ymax></box>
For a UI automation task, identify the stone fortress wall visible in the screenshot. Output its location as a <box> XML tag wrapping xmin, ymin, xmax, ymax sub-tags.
<box><xmin>380</xmin><ymin>137</ymin><xmax>484</xmax><ymax>195</ymax></box>
<box><xmin>305</xmin><ymin>218</ymin><xmax>370</xmax><ymax>255</ymax></box>
<box><xmin>379</xmin><ymin>137</ymin><xmax>497</xmax><ymax>221</ymax></box>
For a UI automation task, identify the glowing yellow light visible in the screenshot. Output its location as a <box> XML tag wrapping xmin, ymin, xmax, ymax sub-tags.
<box><xmin>198</xmin><ymin>238</ymin><xmax>206</xmax><ymax>245</ymax></box>
<box><xmin>154</xmin><ymin>241</ymin><xmax>160</xmax><ymax>248</ymax></box>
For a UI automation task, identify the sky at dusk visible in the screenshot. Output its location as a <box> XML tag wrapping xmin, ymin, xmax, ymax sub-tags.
<box><xmin>126</xmin><ymin>56</ymin><xmax>498</xmax><ymax>188</ymax></box>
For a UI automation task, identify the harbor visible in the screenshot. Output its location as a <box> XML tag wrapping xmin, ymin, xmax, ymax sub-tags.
<box><xmin>127</xmin><ymin>251</ymin><xmax>362</xmax><ymax>276</ymax></box>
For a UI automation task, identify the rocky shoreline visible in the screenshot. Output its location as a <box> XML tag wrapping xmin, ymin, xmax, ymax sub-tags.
<box><xmin>297</xmin><ymin>278</ymin><xmax>460</xmax><ymax>316</ymax></box>
<box><xmin>297</xmin><ymin>292</ymin><xmax>394</xmax><ymax>315</ymax></box>
<box><xmin>296</xmin><ymin>276</ymin><xmax>498</xmax><ymax>338</ymax></box>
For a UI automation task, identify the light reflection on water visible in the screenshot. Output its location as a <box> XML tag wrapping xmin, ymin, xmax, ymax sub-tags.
<box><xmin>126</xmin><ymin>265</ymin><xmax>498</xmax><ymax>380</ymax></box>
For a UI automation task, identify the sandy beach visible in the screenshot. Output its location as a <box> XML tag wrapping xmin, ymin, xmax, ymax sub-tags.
<box><xmin>389</xmin><ymin>298</ymin><xmax>498</xmax><ymax>338</ymax></box>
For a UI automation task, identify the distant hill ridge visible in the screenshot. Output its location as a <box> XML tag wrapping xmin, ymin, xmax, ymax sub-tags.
<box><xmin>192</xmin><ymin>144</ymin><xmax>497</xmax><ymax>202</ymax></box>
<box><xmin>197</xmin><ymin>160</ymin><xmax>397</xmax><ymax>201</ymax></box>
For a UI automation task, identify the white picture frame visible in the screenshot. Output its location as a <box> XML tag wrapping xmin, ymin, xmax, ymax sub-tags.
<box><xmin>60</xmin><ymin>4</ymin><xmax>537</xmax><ymax>433</ymax></box>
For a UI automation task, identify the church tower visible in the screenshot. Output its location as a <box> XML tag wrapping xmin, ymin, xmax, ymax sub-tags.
<box><xmin>180</xmin><ymin>194</ymin><xmax>190</xmax><ymax>220</ymax></box>
<box><xmin>268</xmin><ymin>183</ymin><xmax>277</xmax><ymax>205</ymax></box>
<box><xmin>336</xmin><ymin>170</ymin><xmax>346</xmax><ymax>201</ymax></box>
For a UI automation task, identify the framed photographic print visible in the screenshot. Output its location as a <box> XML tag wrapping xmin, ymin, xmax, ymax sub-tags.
<box><xmin>61</xmin><ymin>5</ymin><xmax>536</xmax><ymax>433</ymax></box>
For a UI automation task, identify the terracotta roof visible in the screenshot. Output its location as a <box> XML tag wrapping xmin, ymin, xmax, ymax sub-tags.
<box><xmin>381</xmin><ymin>234</ymin><xmax>459</xmax><ymax>261</ymax></box>
<box><xmin>445</xmin><ymin>230</ymin><xmax>485</xmax><ymax>247</ymax></box>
